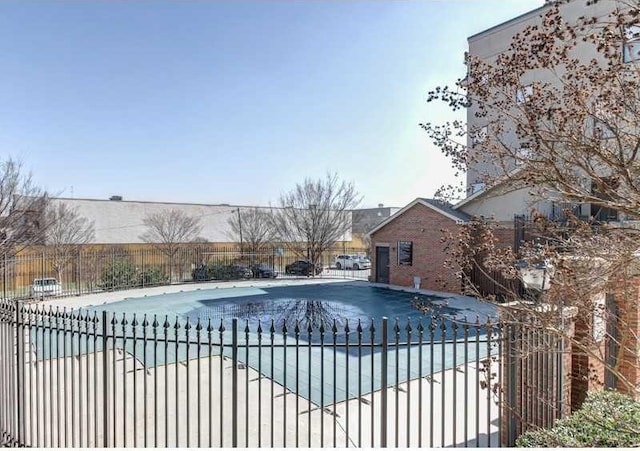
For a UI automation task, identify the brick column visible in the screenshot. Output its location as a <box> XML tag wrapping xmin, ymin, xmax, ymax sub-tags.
<box><xmin>606</xmin><ymin>275</ymin><xmax>640</xmax><ymax>398</ymax></box>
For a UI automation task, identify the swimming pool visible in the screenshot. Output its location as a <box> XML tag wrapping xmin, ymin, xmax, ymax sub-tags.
<box><xmin>36</xmin><ymin>282</ymin><xmax>498</xmax><ymax>405</ymax></box>
<box><xmin>92</xmin><ymin>282</ymin><xmax>496</xmax><ymax>328</ymax></box>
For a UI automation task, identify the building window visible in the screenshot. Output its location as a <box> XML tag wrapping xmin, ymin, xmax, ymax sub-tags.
<box><xmin>593</xmin><ymin>118</ymin><xmax>615</xmax><ymax>139</ymax></box>
<box><xmin>515</xmin><ymin>84</ymin><xmax>534</xmax><ymax>104</ymax></box>
<box><xmin>623</xmin><ymin>25</ymin><xmax>640</xmax><ymax>63</ymax></box>
<box><xmin>470</xmin><ymin>181</ymin><xmax>486</xmax><ymax>194</ymax></box>
<box><xmin>471</xmin><ymin>125</ymin><xmax>488</xmax><ymax>148</ymax></box>
<box><xmin>515</xmin><ymin>145</ymin><xmax>532</xmax><ymax>166</ymax></box>
<box><xmin>397</xmin><ymin>241</ymin><xmax>413</xmax><ymax>266</ymax></box>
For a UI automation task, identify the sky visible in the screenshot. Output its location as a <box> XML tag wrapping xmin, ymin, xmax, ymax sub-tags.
<box><xmin>0</xmin><ymin>0</ymin><xmax>542</xmax><ymax>208</ymax></box>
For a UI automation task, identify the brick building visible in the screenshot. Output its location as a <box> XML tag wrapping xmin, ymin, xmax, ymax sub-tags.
<box><xmin>367</xmin><ymin>198</ymin><xmax>470</xmax><ymax>292</ymax></box>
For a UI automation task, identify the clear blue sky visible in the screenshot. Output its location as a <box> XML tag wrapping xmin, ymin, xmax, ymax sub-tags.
<box><xmin>0</xmin><ymin>0</ymin><xmax>541</xmax><ymax>208</ymax></box>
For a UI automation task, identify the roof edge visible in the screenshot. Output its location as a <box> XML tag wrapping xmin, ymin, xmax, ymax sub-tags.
<box><xmin>468</xmin><ymin>3</ymin><xmax>549</xmax><ymax>42</ymax></box>
<box><xmin>367</xmin><ymin>198</ymin><xmax>469</xmax><ymax>237</ymax></box>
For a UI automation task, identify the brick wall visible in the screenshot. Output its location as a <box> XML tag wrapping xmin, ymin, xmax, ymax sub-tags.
<box><xmin>369</xmin><ymin>203</ymin><xmax>462</xmax><ymax>292</ymax></box>
<box><xmin>570</xmin><ymin>276</ymin><xmax>640</xmax><ymax>407</ymax></box>
<box><xmin>570</xmin><ymin>313</ymin><xmax>606</xmax><ymax>409</ymax></box>
<box><xmin>606</xmin><ymin>276</ymin><xmax>640</xmax><ymax>398</ymax></box>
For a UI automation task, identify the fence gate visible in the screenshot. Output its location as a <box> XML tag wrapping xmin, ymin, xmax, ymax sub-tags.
<box><xmin>0</xmin><ymin>299</ymin><xmax>568</xmax><ymax>448</ymax></box>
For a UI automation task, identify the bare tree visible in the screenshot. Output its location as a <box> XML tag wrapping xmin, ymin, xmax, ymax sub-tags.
<box><xmin>0</xmin><ymin>158</ymin><xmax>49</xmax><ymax>255</ymax></box>
<box><xmin>271</xmin><ymin>173</ymin><xmax>361</xmax><ymax>271</ymax></box>
<box><xmin>45</xmin><ymin>202</ymin><xmax>95</xmax><ymax>284</ymax></box>
<box><xmin>140</xmin><ymin>209</ymin><xmax>203</xmax><ymax>282</ymax></box>
<box><xmin>424</xmin><ymin>2</ymin><xmax>640</xmax><ymax>400</ymax></box>
<box><xmin>424</xmin><ymin>2</ymin><xmax>640</xmax><ymax>216</ymax></box>
<box><xmin>226</xmin><ymin>207</ymin><xmax>274</xmax><ymax>254</ymax></box>
<box><xmin>351</xmin><ymin>210</ymin><xmax>388</xmax><ymax>254</ymax></box>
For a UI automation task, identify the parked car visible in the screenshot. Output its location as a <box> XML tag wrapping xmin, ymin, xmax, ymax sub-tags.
<box><xmin>30</xmin><ymin>278</ymin><xmax>63</xmax><ymax>298</ymax></box>
<box><xmin>335</xmin><ymin>254</ymin><xmax>371</xmax><ymax>270</ymax></box>
<box><xmin>192</xmin><ymin>263</ymin><xmax>252</xmax><ymax>281</ymax></box>
<box><xmin>285</xmin><ymin>260</ymin><xmax>322</xmax><ymax>276</ymax></box>
<box><xmin>228</xmin><ymin>264</ymin><xmax>253</xmax><ymax>279</ymax></box>
<box><xmin>251</xmin><ymin>264</ymin><xmax>278</xmax><ymax>279</ymax></box>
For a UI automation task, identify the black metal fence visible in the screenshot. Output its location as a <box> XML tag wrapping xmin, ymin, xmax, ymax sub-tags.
<box><xmin>501</xmin><ymin>315</ymin><xmax>568</xmax><ymax>445</ymax></box>
<box><xmin>466</xmin><ymin>263</ymin><xmax>524</xmax><ymax>302</ymax></box>
<box><xmin>0</xmin><ymin>245</ymin><xmax>370</xmax><ymax>301</ymax></box>
<box><xmin>0</xmin><ymin>298</ymin><xmax>520</xmax><ymax>448</ymax></box>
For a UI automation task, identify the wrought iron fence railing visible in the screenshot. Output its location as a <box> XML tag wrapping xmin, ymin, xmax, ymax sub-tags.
<box><xmin>0</xmin><ymin>299</ymin><xmax>517</xmax><ymax>448</ymax></box>
<box><xmin>0</xmin><ymin>245</ymin><xmax>370</xmax><ymax>301</ymax></box>
<box><xmin>0</xmin><ymin>292</ymin><xmax>570</xmax><ymax>447</ymax></box>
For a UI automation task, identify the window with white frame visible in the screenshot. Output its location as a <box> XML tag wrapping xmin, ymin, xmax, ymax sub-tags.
<box><xmin>623</xmin><ymin>25</ymin><xmax>640</xmax><ymax>63</ymax></box>
<box><xmin>592</xmin><ymin>101</ymin><xmax>616</xmax><ymax>139</ymax></box>
<box><xmin>470</xmin><ymin>181</ymin><xmax>485</xmax><ymax>194</ymax></box>
<box><xmin>593</xmin><ymin>118</ymin><xmax>615</xmax><ymax>139</ymax></box>
<box><xmin>515</xmin><ymin>144</ymin><xmax>532</xmax><ymax>166</ymax></box>
<box><xmin>515</xmin><ymin>84</ymin><xmax>534</xmax><ymax>104</ymax></box>
<box><xmin>471</xmin><ymin>125</ymin><xmax>488</xmax><ymax>148</ymax></box>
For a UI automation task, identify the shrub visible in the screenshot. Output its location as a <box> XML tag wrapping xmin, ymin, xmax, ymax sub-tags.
<box><xmin>516</xmin><ymin>390</ymin><xmax>640</xmax><ymax>447</ymax></box>
<box><xmin>192</xmin><ymin>264</ymin><xmax>209</xmax><ymax>281</ymax></box>
<box><xmin>139</xmin><ymin>266</ymin><xmax>167</xmax><ymax>286</ymax></box>
<box><xmin>100</xmin><ymin>259</ymin><xmax>139</xmax><ymax>290</ymax></box>
<box><xmin>207</xmin><ymin>263</ymin><xmax>236</xmax><ymax>280</ymax></box>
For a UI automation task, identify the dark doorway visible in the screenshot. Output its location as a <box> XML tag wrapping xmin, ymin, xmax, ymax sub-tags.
<box><xmin>375</xmin><ymin>246</ymin><xmax>390</xmax><ymax>284</ymax></box>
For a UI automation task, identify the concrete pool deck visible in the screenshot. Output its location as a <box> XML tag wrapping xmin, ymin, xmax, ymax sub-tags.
<box><xmin>19</xmin><ymin>349</ymin><xmax>500</xmax><ymax>448</ymax></box>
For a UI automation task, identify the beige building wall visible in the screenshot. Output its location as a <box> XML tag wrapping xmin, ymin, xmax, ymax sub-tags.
<box><xmin>465</xmin><ymin>0</ymin><xmax>622</xmax><ymax>211</ymax></box>
<box><xmin>49</xmin><ymin>197</ymin><xmax>356</xmax><ymax>245</ymax></box>
<box><xmin>457</xmin><ymin>187</ymin><xmax>552</xmax><ymax>223</ymax></box>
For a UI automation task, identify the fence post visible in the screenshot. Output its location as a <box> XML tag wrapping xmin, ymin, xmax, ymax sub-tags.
<box><xmin>232</xmin><ymin>318</ymin><xmax>238</xmax><ymax>448</ymax></box>
<box><xmin>102</xmin><ymin>311</ymin><xmax>110</xmax><ymax>447</ymax></box>
<box><xmin>14</xmin><ymin>301</ymin><xmax>24</xmax><ymax>445</ymax></box>
<box><xmin>380</xmin><ymin>317</ymin><xmax>388</xmax><ymax>448</ymax></box>
<box><xmin>77</xmin><ymin>249</ymin><xmax>82</xmax><ymax>296</ymax></box>
<box><xmin>41</xmin><ymin>251</ymin><xmax>45</xmax><ymax>302</ymax></box>
<box><xmin>111</xmin><ymin>249</ymin><xmax>115</xmax><ymax>292</ymax></box>
<box><xmin>505</xmin><ymin>322</ymin><xmax>520</xmax><ymax>446</ymax></box>
<box><xmin>3</xmin><ymin>253</ymin><xmax>6</xmax><ymax>301</ymax></box>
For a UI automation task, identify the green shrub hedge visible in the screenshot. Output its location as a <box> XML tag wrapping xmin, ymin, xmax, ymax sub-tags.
<box><xmin>100</xmin><ymin>259</ymin><xmax>139</xmax><ymax>290</ymax></box>
<box><xmin>100</xmin><ymin>260</ymin><xmax>167</xmax><ymax>290</ymax></box>
<box><xmin>139</xmin><ymin>266</ymin><xmax>168</xmax><ymax>286</ymax></box>
<box><xmin>516</xmin><ymin>390</ymin><xmax>640</xmax><ymax>447</ymax></box>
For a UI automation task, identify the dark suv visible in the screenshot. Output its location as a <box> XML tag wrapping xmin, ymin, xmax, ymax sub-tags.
<box><xmin>251</xmin><ymin>264</ymin><xmax>278</xmax><ymax>278</ymax></box>
<box><xmin>284</xmin><ymin>260</ymin><xmax>322</xmax><ymax>276</ymax></box>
